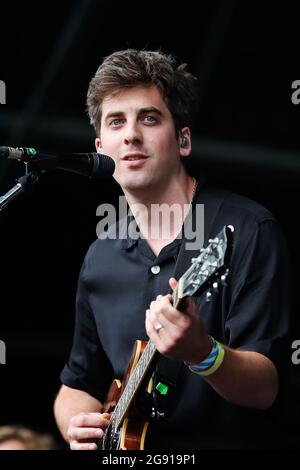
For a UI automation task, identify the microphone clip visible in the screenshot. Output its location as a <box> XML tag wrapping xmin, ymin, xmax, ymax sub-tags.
<box><xmin>0</xmin><ymin>169</ymin><xmax>41</xmax><ymax>212</ymax></box>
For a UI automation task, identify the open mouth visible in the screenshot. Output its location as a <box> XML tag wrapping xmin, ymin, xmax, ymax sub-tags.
<box><xmin>124</xmin><ymin>156</ymin><xmax>146</xmax><ymax>161</ymax></box>
<box><xmin>122</xmin><ymin>152</ymin><xmax>148</xmax><ymax>161</ymax></box>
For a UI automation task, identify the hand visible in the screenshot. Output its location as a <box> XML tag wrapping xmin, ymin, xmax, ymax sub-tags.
<box><xmin>67</xmin><ymin>412</ymin><xmax>110</xmax><ymax>450</ymax></box>
<box><xmin>145</xmin><ymin>278</ymin><xmax>212</xmax><ymax>364</ymax></box>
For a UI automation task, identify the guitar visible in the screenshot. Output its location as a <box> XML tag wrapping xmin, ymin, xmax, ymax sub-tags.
<box><xmin>100</xmin><ymin>225</ymin><xmax>234</xmax><ymax>450</ymax></box>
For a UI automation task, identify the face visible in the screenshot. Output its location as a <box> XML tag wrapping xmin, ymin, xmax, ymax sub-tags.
<box><xmin>96</xmin><ymin>86</ymin><xmax>191</xmax><ymax>193</ymax></box>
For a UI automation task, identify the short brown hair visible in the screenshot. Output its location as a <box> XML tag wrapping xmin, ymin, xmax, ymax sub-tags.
<box><xmin>0</xmin><ymin>425</ymin><xmax>57</xmax><ymax>450</ymax></box>
<box><xmin>86</xmin><ymin>49</ymin><xmax>198</xmax><ymax>136</ymax></box>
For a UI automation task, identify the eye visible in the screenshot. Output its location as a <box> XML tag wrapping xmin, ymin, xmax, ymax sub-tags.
<box><xmin>143</xmin><ymin>115</ymin><xmax>157</xmax><ymax>123</ymax></box>
<box><xmin>109</xmin><ymin>118</ymin><xmax>123</xmax><ymax>126</ymax></box>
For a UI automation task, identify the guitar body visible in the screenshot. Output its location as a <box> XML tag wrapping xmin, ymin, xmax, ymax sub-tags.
<box><xmin>103</xmin><ymin>340</ymin><xmax>150</xmax><ymax>450</ymax></box>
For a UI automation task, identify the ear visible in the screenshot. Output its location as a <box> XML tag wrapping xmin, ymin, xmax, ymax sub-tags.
<box><xmin>179</xmin><ymin>127</ymin><xmax>192</xmax><ymax>157</ymax></box>
<box><xmin>95</xmin><ymin>137</ymin><xmax>102</xmax><ymax>153</ymax></box>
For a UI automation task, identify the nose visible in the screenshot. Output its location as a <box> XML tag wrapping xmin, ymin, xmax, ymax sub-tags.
<box><xmin>124</xmin><ymin>120</ymin><xmax>143</xmax><ymax>146</ymax></box>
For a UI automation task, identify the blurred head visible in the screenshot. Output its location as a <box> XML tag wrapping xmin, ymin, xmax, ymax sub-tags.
<box><xmin>86</xmin><ymin>49</ymin><xmax>198</xmax><ymax>137</ymax></box>
<box><xmin>0</xmin><ymin>425</ymin><xmax>57</xmax><ymax>450</ymax></box>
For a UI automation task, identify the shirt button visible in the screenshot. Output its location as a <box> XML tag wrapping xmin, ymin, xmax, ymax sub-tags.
<box><xmin>151</xmin><ymin>265</ymin><xmax>160</xmax><ymax>275</ymax></box>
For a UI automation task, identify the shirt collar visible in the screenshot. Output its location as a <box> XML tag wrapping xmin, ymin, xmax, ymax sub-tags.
<box><xmin>120</xmin><ymin>215</ymin><xmax>139</xmax><ymax>250</ymax></box>
<box><xmin>119</xmin><ymin>176</ymin><xmax>206</xmax><ymax>251</ymax></box>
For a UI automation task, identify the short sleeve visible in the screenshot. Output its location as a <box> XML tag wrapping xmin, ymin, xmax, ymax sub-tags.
<box><xmin>225</xmin><ymin>220</ymin><xmax>290</xmax><ymax>382</ymax></box>
<box><xmin>60</xmin><ymin>254</ymin><xmax>114</xmax><ymax>402</ymax></box>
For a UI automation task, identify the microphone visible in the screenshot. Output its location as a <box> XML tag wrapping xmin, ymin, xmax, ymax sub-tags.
<box><xmin>0</xmin><ymin>146</ymin><xmax>115</xmax><ymax>179</ymax></box>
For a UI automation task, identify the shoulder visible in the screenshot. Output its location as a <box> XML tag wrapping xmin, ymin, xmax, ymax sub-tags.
<box><xmin>197</xmin><ymin>185</ymin><xmax>276</xmax><ymax>226</ymax></box>
<box><xmin>194</xmin><ymin>185</ymin><xmax>287</xmax><ymax>259</ymax></box>
<box><xmin>222</xmin><ymin>191</ymin><xmax>274</xmax><ymax>223</ymax></box>
<box><xmin>81</xmin><ymin>216</ymin><xmax>128</xmax><ymax>272</ymax></box>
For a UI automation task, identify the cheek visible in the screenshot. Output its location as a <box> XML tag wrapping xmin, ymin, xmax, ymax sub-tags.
<box><xmin>153</xmin><ymin>132</ymin><xmax>179</xmax><ymax>159</ymax></box>
<box><xmin>101</xmin><ymin>132</ymin><xmax>120</xmax><ymax>159</ymax></box>
<box><xmin>156</xmin><ymin>127</ymin><xmax>178</xmax><ymax>149</ymax></box>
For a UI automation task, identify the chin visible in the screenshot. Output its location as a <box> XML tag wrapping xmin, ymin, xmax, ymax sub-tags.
<box><xmin>117</xmin><ymin>174</ymin><xmax>151</xmax><ymax>191</ymax></box>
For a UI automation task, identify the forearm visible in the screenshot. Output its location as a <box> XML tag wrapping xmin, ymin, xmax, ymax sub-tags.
<box><xmin>54</xmin><ymin>385</ymin><xmax>103</xmax><ymax>441</ymax></box>
<box><xmin>203</xmin><ymin>347</ymin><xmax>279</xmax><ymax>410</ymax></box>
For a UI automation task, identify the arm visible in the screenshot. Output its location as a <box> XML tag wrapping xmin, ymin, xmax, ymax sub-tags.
<box><xmin>204</xmin><ymin>346</ymin><xmax>278</xmax><ymax>409</ymax></box>
<box><xmin>146</xmin><ymin>281</ymin><xmax>279</xmax><ymax>410</ymax></box>
<box><xmin>54</xmin><ymin>385</ymin><xmax>109</xmax><ymax>450</ymax></box>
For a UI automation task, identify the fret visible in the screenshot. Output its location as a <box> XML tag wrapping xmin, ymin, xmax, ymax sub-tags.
<box><xmin>112</xmin><ymin>340</ymin><xmax>157</xmax><ymax>428</ymax></box>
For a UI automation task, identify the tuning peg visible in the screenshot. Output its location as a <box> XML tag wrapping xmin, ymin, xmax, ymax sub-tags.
<box><xmin>212</xmin><ymin>281</ymin><xmax>219</xmax><ymax>293</ymax></box>
<box><xmin>221</xmin><ymin>269</ymin><xmax>229</xmax><ymax>286</ymax></box>
<box><xmin>209</xmin><ymin>237</ymin><xmax>220</xmax><ymax>245</ymax></box>
<box><xmin>206</xmin><ymin>290</ymin><xmax>212</xmax><ymax>302</ymax></box>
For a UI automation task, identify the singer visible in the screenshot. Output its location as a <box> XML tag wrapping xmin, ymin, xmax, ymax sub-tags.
<box><xmin>54</xmin><ymin>49</ymin><xmax>290</xmax><ymax>450</ymax></box>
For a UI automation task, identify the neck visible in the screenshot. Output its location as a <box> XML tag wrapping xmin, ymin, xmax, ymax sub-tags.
<box><xmin>123</xmin><ymin>172</ymin><xmax>196</xmax><ymax>246</ymax></box>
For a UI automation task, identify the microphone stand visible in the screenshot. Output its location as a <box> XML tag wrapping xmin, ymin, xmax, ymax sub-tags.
<box><xmin>0</xmin><ymin>163</ymin><xmax>43</xmax><ymax>212</ymax></box>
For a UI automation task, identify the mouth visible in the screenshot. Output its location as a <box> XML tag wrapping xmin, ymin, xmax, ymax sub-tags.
<box><xmin>121</xmin><ymin>152</ymin><xmax>149</xmax><ymax>168</ymax></box>
<box><xmin>122</xmin><ymin>152</ymin><xmax>149</xmax><ymax>161</ymax></box>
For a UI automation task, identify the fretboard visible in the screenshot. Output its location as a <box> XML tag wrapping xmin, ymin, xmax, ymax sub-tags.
<box><xmin>111</xmin><ymin>286</ymin><xmax>179</xmax><ymax>429</ymax></box>
<box><xmin>113</xmin><ymin>339</ymin><xmax>156</xmax><ymax>428</ymax></box>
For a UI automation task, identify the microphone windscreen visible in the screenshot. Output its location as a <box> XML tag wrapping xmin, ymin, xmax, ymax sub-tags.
<box><xmin>94</xmin><ymin>154</ymin><xmax>115</xmax><ymax>178</ymax></box>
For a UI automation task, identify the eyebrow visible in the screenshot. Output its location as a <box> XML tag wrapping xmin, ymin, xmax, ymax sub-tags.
<box><xmin>104</xmin><ymin>106</ymin><xmax>163</xmax><ymax>122</ymax></box>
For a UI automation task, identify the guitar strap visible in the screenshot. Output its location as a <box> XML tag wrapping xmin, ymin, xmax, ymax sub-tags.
<box><xmin>153</xmin><ymin>181</ymin><xmax>231</xmax><ymax>416</ymax></box>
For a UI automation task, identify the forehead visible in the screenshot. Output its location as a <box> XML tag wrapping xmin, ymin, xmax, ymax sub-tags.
<box><xmin>101</xmin><ymin>85</ymin><xmax>171</xmax><ymax>117</ymax></box>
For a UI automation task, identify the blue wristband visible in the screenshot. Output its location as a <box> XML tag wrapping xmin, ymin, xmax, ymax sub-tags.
<box><xmin>186</xmin><ymin>337</ymin><xmax>225</xmax><ymax>376</ymax></box>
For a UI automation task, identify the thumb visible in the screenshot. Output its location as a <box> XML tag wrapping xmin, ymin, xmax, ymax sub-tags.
<box><xmin>169</xmin><ymin>277</ymin><xmax>178</xmax><ymax>292</ymax></box>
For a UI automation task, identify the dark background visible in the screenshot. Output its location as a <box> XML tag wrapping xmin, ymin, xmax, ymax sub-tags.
<box><xmin>0</xmin><ymin>0</ymin><xmax>299</xmax><ymax>449</ymax></box>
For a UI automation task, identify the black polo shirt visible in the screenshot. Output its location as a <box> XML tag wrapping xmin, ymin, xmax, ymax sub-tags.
<box><xmin>60</xmin><ymin>182</ymin><xmax>290</xmax><ymax>449</ymax></box>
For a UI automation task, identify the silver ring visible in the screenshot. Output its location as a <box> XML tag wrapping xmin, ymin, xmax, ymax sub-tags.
<box><xmin>155</xmin><ymin>323</ymin><xmax>163</xmax><ymax>333</ymax></box>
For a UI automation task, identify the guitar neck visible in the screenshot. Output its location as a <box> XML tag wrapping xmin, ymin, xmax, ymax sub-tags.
<box><xmin>111</xmin><ymin>289</ymin><xmax>184</xmax><ymax>427</ymax></box>
<box><xmin>112</xmin><ymin>287</ymin><xmax>180</xmax><ymax>429</ymax></box>
<box><xmin>112</xmin><ymin>339</ymin><xmax>157</xmax><ymax>428</ymax></box>
<box><xmin>172</xmin><ymin>284</ymin><xmax>185</xmax><ymax>311</ymax></box>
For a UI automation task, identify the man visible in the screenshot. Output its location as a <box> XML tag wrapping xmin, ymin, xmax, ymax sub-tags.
<box><xmin>54</xmin><ymin>49</ymin><xmax>290</xmax><ymax>449</ymax></box>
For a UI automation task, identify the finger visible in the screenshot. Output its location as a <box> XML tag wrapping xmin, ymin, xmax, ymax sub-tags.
<box><xmin>145</xmin><ymin>311</ymin><xmax>164</xmax><ymax>340</ymax></box>
<box><xmin>146</xmin><ymin>308</ymin><xmax>162</xmax><ymax>330</ymax></box>
<box><xmin>70</xmin><ymin>440</ymin><xmax>98</xmax><ymax>451</ymax></box>
<box><xmin>154</xmin><ymin>296</ymin><xmax>182</xmax><ymax>324</ymax></box>
<box><xmin>146</xmin><ymin>307</ymin><xmax>156</xmax><ymax>323</ymax></box>
<box><xmin>156</xmin><ymin>294</ymin><xmax>163</xmax><ymax>300</ymax></box>
<box><xmin>68</xmin><ymin>426</ymin><xmax>105</xmax><ymax>441</ymax></box>
<box><xmin>70</xmin><ymin>412</ymin><xmax>109</xmax><ymax>428</ymax></box>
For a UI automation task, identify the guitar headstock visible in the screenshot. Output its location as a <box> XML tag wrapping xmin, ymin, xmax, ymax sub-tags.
<box><xmin>176</xmin><ymin>225</ymin><xmax>234</xmax><ymax>304</ymax></box>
